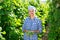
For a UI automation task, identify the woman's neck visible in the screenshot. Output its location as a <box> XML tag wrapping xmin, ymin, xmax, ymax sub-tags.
<box><xmin>30</xmin><ymin>16</ymin><xmax>35</xmax><ymax>19</ymax></box>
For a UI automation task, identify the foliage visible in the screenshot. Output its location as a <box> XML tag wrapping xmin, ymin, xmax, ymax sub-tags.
<box><xmin>0</xmin><ymin>0</ymin><xmax>49</xmax><ymax>40</ymax></box>
<box><xmin>0</xmin><ymin>0</ymin><xmax>60</xmax><ymax>40</ymax></box>
<box><xmin>0</xmin><ymin>27</ymin><xmax>6</xmax><ymax>40</ymax></box>
<box><xmin>48</xmin><ymin>0</ymin><xmax>60</xmax><ymax>40</ymax></box>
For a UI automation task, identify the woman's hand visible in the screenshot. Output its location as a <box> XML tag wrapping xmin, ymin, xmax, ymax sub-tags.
<box><xmin>23</xmin><ymin>30</ymin><xmax>28</xmax><ymax>32</ymax></box>
<box><xmin>24</xmin><ymin>30</ymin><xmax>39</xmax><ymax>33</ymax></box>
<box><xmin>31</xmin><ymin>30</ymin><xmax>39</xmax><ymax>33</ymax></box>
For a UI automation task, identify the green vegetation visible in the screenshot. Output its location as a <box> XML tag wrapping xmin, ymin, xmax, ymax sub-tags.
<box><xmin>48</xmin><ymin>0</ymin><xmax>60</xmax><ymax>40</ymax></box>
<box><xmin>0</xmin><ymin>0</ymin><xmax>60</xmax><ymax>40</ymax></box>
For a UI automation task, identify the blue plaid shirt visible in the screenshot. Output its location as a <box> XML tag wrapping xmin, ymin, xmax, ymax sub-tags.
<box><xmin>22</xmin><ymin>17</ymin><xmax>42</xmax><ymax>40</ymax></box>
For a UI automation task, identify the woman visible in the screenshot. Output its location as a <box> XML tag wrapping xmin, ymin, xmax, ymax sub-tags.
<box><xmin>22</xmin><ymin>6</ymin><xmax>42</xmax><ymax>40</ymax></box>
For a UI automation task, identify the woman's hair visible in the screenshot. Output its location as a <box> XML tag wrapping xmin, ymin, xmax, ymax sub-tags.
<box><xmin>28</xmin><ymin>6</ymin><xmax>36</xmax><ymax>12</ymax></box>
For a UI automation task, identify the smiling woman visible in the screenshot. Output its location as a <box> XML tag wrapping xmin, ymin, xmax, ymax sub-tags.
<box><xmin>22</xmin><ymin>6</ymin><xmax>42</xmax><ymax>40</ymax></box>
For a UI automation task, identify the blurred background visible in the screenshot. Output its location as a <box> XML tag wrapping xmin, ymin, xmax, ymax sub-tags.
<box><xmin>0</xmin><ymin>0</ymin><xmax>60</xmax><ymax>40</ymax></box>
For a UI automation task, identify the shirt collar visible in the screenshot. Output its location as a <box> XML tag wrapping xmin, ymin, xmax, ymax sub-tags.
<box><xmin>28</xmin><ymin>16</ymin><xmax>36</xmax><ymax>20</ymax></box>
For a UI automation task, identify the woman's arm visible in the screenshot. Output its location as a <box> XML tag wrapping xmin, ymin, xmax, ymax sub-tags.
<box><xmin>22</xmin><ymin>18</ymin><xmax>27</xmax><ymax>32</ymax></box>
<box><xmin>23</xmin><ymin>30</ymin><xmax>39</xmax><ymax>33</ymax></box>
<box><xmin>31</xmin><ymin>30</ymin><xmax>39</xmax><ymax>33</ymax></box>
<box><xmin>23</xmin><ymin>30</ymin><xmax>28</xmax><ymax>32</ymax></box>
<box><xmin>38</xmin><ymin>20</ymin><xmax>42</xmax><ymax>33</ymax></box>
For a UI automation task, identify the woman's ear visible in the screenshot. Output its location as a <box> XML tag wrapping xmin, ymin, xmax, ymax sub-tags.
<box><xmin>35</xmin><ymin>9</ymin><xmax>37</xmax><ymax>13</ymax></box>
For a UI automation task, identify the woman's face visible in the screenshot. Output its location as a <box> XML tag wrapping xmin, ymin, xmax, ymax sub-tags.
<box><xmin>29</xmin><ymin>9</ymin><xmax>35</xmax><ymax>16</ymax></box>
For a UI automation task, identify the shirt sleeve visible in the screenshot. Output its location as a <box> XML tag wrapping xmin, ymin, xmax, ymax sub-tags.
<box><xmin>37</xmin><ymin>20</ymin><xmax>42</xmax><ymax>33</ymax></box>
<box><xmin>22</xmin><ymin>19</ymin><xmax>27</xmax><ymax>32</ymax></box>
